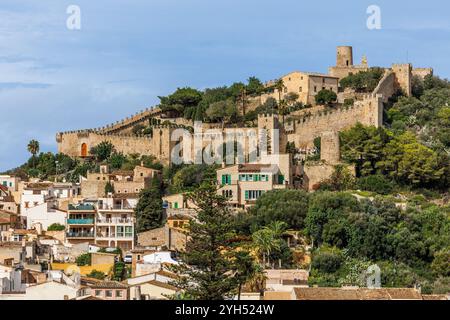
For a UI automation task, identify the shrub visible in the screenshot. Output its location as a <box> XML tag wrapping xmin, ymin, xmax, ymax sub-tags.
<box><xmin>315</xmin><ymin>89</ymin><xmax>337</xmax><ymax>105</ymax></box>
<box><xmin>75</xmin><ymin>253</ymin><xmax>91</xmax><ymax>266</ymax></box>
<box><xmin>356</xmin><ymin>175</ymin><xmax>394</xmax><ymax>195</ymax></box>
<box><xmin>47</xmin><ymin>223</ymin><xmax>65</xmax><ymax>231</ymax></box>
<box><xmin>311</xmin><ymin>251</ymin><xmax>343</xmax><ymax>273</ymax></box>
<box><xmin>87</xmin><ymin>269</ymin><xmax>106</xmax><ymax>280</ymax></box>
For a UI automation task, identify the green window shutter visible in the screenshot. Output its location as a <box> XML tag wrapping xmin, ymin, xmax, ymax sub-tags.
<box><xmin>245</xmin><ymin>190</ymin><xmax>249</xmax><ymax>200</ymax></box>
<box><xmin>222</xmin><ymin>175</ymin><xmax>226</xmax><ymax>185</ymax></box>
<box><xmin>174</xmin><ymin>202</ymin><xmax>178</xmax><ymax>209</ymax></box>
<box><xmin>227</xmin><ymin>174</ymin><xmax>231</xmax><ymax>184</ymax></box>
<box><xmin>278</xmin><ymin>174</ymin><xmax>284</xmax><ymax>184</ymax></box>
<box><xmin>255</xmin><ymin>175</ymin><xmax>259</xmax><ymax>181</ymax></box>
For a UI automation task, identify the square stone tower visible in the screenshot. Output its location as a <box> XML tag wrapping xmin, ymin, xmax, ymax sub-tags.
<box><xmin>392</xmin><ymin>63</ymin><xmax>412</xmax><ymax>96</ymax></box>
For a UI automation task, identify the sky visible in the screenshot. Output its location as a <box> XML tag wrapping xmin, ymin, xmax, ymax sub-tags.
<box><xmin>0</xmin><ymin>0</ymin><xmax>450</xmax><ymax>171</ymax></box>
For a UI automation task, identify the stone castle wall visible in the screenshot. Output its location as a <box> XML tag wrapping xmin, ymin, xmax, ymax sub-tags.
<box><xmin>285</xmin><ymin>94</ymin><xmax>383</xmax><ymax>148</ymax></box>
<box><xmin>57</xmin><ymin>125</ymin><xmax>175</xmax><ymax>165</ymax></box>
<box><xmin>373</xmin><ymin>70</ymin><xmax>396</xmax><ymax>102</ymax></box>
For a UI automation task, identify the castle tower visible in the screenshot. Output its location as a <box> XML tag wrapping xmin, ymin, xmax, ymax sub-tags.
<box><xmin>257</xmin><ymin>114</ymin><xmax>282</xmax><ymax>155</ymax></box>
<box><xmin>336</xmin><ymin>46</ymin><xmax>353</xmax><ymax>67</ymax></box>
<box><xmin>320</xmin><ymin>131</ymin><xmax>340</xmax><ymax>165</ymax></box>
<box><xmin>392</xmin><ymin>63</ymin><xmax>412</xmax><ymax>96</ymax></box>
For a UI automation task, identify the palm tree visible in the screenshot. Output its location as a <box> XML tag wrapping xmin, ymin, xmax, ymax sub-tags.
<box><xmin>252</xmin><ymin>229</ymin><xmax>273</xmax><ymax>266</ymax></box>
<box><xmin>266</xmin><ymin>221</ymin><xmax>287</xmax><ymax>238</ymax></box>
<box><xmin>247</xmin><ymin>264</ymin><xmax>267</xmax><ymax>295</ymax></box>
<box><xmin>275</xmin><ymin>79</ymin><xmax>284</xmax><ymax>103</ymax></box>
<box><xmin>253</xmin><ymin>221</ymin><xmax>288</xmax><ymax>268</ymax></box>
<box><xmin>27</xmin><ymin>140</ymin><xmax>40</xmax><ymax>168</ymax></box>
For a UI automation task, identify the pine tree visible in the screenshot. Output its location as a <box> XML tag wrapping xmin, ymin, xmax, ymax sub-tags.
<box><xmin>171</xmin><ymin>182</ymin><xmax>248</xmax><ymax>300</ymax></box>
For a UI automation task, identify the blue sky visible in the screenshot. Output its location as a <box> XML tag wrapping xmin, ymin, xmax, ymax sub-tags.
<box><xmin>1</xmin><ymin>0</ymin><xmax>449</xmax><ymax>171</ymax></box>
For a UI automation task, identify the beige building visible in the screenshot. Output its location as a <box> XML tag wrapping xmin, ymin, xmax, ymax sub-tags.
<box><xmin>162</xmin><ymin>193</ymin><xmax>197</xmax><ymax>218</ymax></box>
<box><xmin>216</xmin><ymin>153</ymin><xmax>294</xmax><ymax>209</ymax></box>
<box><xmin>0</xmin><ymin>186</ymin><xmax>18</xmax><ymax>215</ymax></box>
<box><xmin>81</xmin><ymin>165</ymin><xmax>161</xmax><ymax>198</ymax></box>
<box><xmin>137</xmin><ymin>224</ymin><xmax>188</xmax><ymax>252</ymax></box>
<box><xmin>95</xmin><ymin>194</ymin><xmax>137</xmax><ymax>251</ymax></box>
<box><xmin>263</xmin><ymin>71</ymin><xmax>339</xmax><ymax>106</ymax></box>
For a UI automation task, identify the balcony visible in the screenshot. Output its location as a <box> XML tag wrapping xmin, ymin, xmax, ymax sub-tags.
<box><xmin>66</xmin><ymin>231</ymin><xmax>94</xmax><ymax>238</ymax></box>
<box><xmin>96</xmin><ymin>218</ymin><xmax>134</xmax><ymax>224</ymax></box>
<box><xmin>67</xmin><ymin>218</ymin><xmax>95</xmax><ymax>225</ymax></box>
<box><xmin>96</xmin><ymin>232</ymin><xmax>133</xmax><ymax>239</ymax></box>
<box><xmin>68</xmin><ymin>204</ymin><xmax>96</xmax><ymax>211</ymax></box>
<box><xmin>97</xmin><ymin>204</ymin><xmax>134</xmax><ymax>211</ymax></box>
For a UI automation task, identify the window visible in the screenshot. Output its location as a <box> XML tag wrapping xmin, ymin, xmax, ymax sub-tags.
<box><xmin>278</xmin><ymin>174</ymin><xmax>285</xmax><ymax>185</ymax></box>
<box><xmin>140</xmin><ymin>173</ymin><xmax>144</xmax><ymax>177</ymax></box>
<box><xmin>222</xmin><ymin>190</ymin><xmax>233</xmax><ymax>198</ymax></box>
<box><xmin>245</xmin><ymin>190</ymin><xmax>264</xmax><ymax>200</ymax></box>
<box><xmin>117</xmin><ymin>226</ymin><xmax>124</xmax><ymax>237</ymax></box>
<box><xmin>221</xmin><ymin>174</ymin><xmax>231</xmax><ymax>185</ymax></box>
<box><xmin>322</xmin><ymin>87</ymin><xmax>325</xmax><ymax>90</ymax></box>
<box><xmin>95</xmin><ymin>290</ymin><xmax>102</xmax><ymax>296</ymax></box>
<box><xmin>260</xmin><ymin>175</ymin><xmax>268</xmax><ymax>182</ymax></box>
<box><xmin>125</xmin><ymin>226</ymin><xmax>133</xmax><ymax>237</ymax></box>
<box><xmin>116</xmin><ymin>290</ymin><xmax>123</xmax><ymax>298</ymax></box>
<box><xmin>25</xmin><ymin>202</ymin><xmax>29</xmax><ymax>208</ymax></box>
<box><xmin>299</xmin><ymin>86</ymin><xmax>302</xmax><ymax>92</ymax></box>
<box><xmin>322</xmin><ymin>78</ymin><xmax>325</xmax><ymax>83</ymax></box>
<box><xmin>314</xmin><ymin>86</ymin><xmax>317</xmax><ymax>92</ymax></box>
<box><xmin>106</xmin><ymin>290</ymin><xmax>113</xmax><ymax>298</ymax></box>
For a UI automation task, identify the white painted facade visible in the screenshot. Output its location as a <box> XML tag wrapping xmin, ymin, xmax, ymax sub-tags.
<box><xmin>25</xmin><ymin>202</ymin><xmax>67</xmax><ymax>230</ymax></box>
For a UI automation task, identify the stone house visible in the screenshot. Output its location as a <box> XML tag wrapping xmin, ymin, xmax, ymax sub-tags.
<box><xmin>216</xmin><ymin>153</ymin><xmax>294</xmax><ymax>209</ymax></box>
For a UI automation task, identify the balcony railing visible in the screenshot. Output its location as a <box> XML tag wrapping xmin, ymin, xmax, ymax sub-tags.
<box><xmin>96</xmin><ymin>218</ymin><xmax>134</xmax><ymax>224</ymax></box>
<box><xmin>98</xmin><ymin>204</ymin><xmax>134</xmax><ymax>210</ymax></box>
<box><xmin>66</xmin><ymin>232</ymin><xmax>95</xmax><ymax>238</ymax></box>
<box><xmin>68</xmin><ymin>204</ymin><xmax>96</xmax><ymax>211</ymax></box>
<box><xmin>67</xmin><ymin>218</ymin><xmax>95</xmax><ymax>225</ymax></box>
<box><xmin>96</xmin><ymin>233</ymin><xmax>133</xmax><ymax>239</ymax></box>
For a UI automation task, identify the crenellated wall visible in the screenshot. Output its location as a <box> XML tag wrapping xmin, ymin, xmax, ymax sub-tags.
<box><xmin>56</xmin><ymin>125</ymin><xmax>177</xmax><ymax>165</ymax></box>
<box><xmin>285</xmin><ymin>94</ymin><xmax>383</xmax><ymax>148</ymax></box>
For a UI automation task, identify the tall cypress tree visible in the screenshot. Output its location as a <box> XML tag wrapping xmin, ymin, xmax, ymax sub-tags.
<box><xmin>135</xmin><ymin>180</ymin><xmax>163</xmax><ymax>233</ymax></box>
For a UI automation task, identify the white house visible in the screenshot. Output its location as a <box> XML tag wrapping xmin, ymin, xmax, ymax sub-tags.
<box><xmin>0</xmin><ymin>264</ymin><xmax>25</xmax><ymax>294</ymax></box>
<box><xmin>143</xmin><ymin>252</ymin><xmax>179</xmax><ymax>265</ymax></box>
<box><xmin>25</xmin><ymin>202</ymin><xmax>67</xmax><ymax>230</ymax></box>
<box><xmin>0</xmin><ymin>281</ymin><xmax>80</xmax><ymax>300</ymax></box>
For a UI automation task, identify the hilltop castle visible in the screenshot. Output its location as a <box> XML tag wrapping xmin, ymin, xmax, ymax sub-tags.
<box><xmin>56</xmin><ymin>46</ymin><xmax>432</xmax><ymax>166</ymax></box>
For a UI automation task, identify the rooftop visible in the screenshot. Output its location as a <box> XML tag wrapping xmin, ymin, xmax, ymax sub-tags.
<box><xmin>89</xmin><ymin>280</ymin><xmax>129</xmax><ymax>289</ymax></box>
<box><xmin>292</xmin><ymin>287</ymin><xmax>423</xmax><ymax>300</ymax></box>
